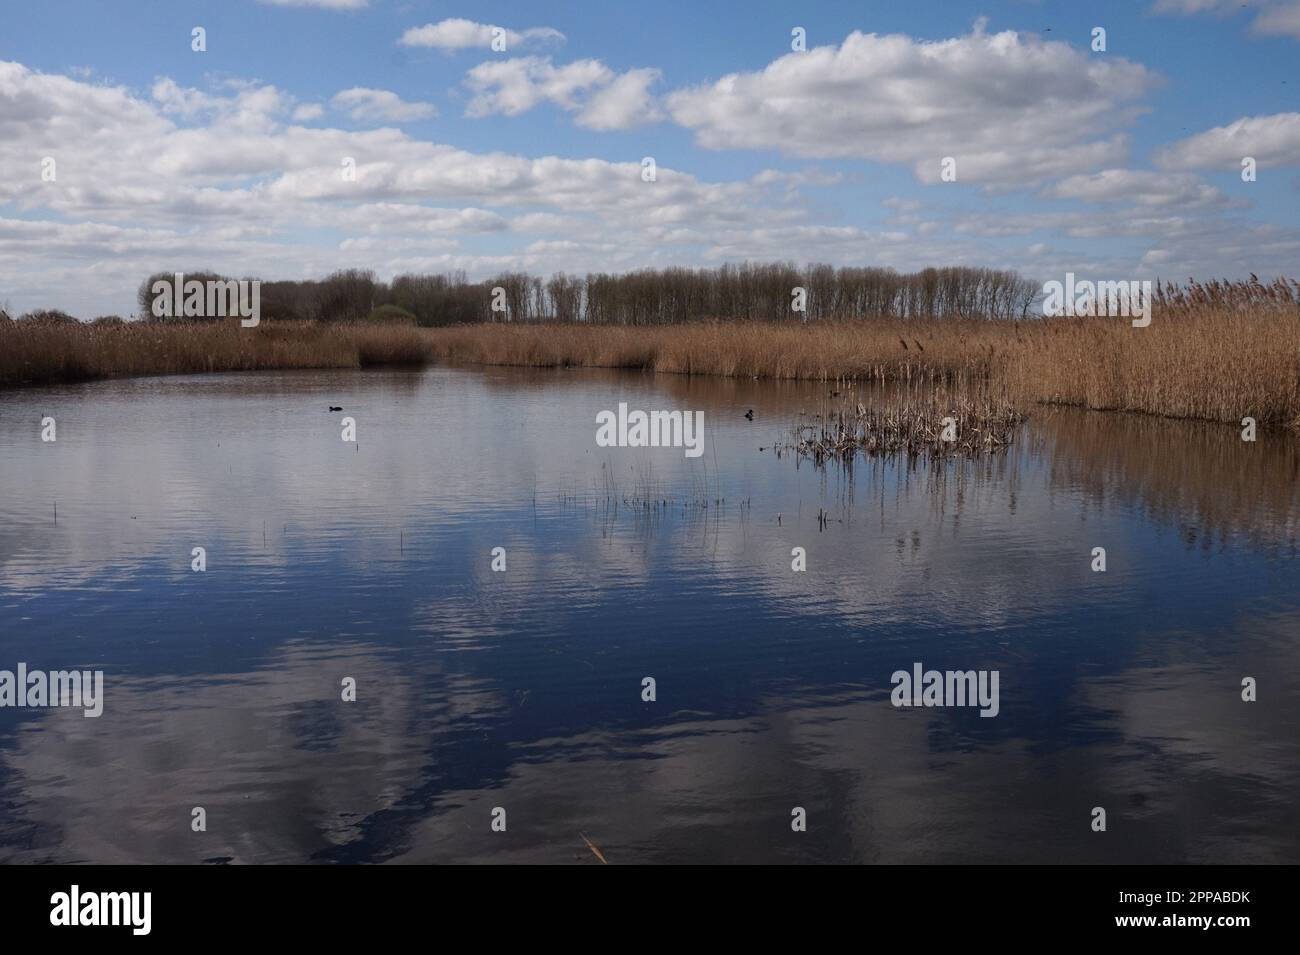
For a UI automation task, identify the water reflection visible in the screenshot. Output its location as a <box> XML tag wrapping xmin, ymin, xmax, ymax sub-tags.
<box><xmin>0</xmin><ymin>367</ymin><xmax>1296</xmax><ymax>863</ymax></box>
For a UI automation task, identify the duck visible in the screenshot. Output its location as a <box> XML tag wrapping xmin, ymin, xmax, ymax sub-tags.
<box><xmin>328</xmin><ymin>406</ymin><xmax>342</xmax><ymax>412</ymax></box>
<box><xmin>743</xmin><ymin>409</ymin><xmax>754</xmax><ymax>421</ymax></box>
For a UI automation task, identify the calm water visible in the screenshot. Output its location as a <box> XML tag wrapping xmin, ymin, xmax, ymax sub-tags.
<box><xmin>1</xmin><ymin>366</ymin><xmax>1298</xmax><ymax>864</ymax></box>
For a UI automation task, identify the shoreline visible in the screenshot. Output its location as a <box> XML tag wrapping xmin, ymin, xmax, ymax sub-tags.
<box><xmin>3</xmin><ymin>313</ymin><xmax>1298</xmax><ymax>431</ymax></box>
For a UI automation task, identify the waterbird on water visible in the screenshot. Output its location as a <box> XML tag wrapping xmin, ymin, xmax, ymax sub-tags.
<box><xmin>744</xmin><ymin>409</ymin><xmax>754</xmax><ymax>421</ymax></box>
<box><xmin>329</xmin><ymin>406</ymin><xmax>342</xmax><ymax>412</ymax></box>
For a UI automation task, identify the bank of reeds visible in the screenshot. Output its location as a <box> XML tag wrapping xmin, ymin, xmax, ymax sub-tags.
<box><xmin>0</xmin><ymin>319</ymin><xmax>433</xmax><ymax>388</ymax></box>
<box><xmin>424</xmin><ymin>281</ymin><xmax>1300</xmax><ymax>430</ymax></box>
<box><xmin>424</xmin><ymin>318</ymin><xmax>993</xmax><ymax>382</ymax></box>
<box><xmin>788</xmin><ymin>393</ymin><xmax>1027</xmax><ymax>461</ymax></box>
<box><xmin>4</xmin><ymin>278</ymin><xmax>1298</xmax><ymax>431</ymax></box>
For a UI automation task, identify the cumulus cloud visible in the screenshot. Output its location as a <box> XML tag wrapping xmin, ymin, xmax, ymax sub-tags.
<box><xmin>330</xmin><ymin>204</ymin><xmax>508</xmax><ymax>235</ymax></box>
<box><xmin>577</xmin><ymin>68</ymin><xmax>664</xmax><ymax>130</ymax></box>
<box><xmin>1156</xmin><ymin>113</ymin><xmax>1300</xmax><ymax>169</ymax></box>
<box><xmin>0</xmin><ymin>59</ymin><xmax>806</xmax><ymax>315</ymax></box>
<box><xmin>399</xmin><ymin>18</ymin><xmax>564</xmax><ymax>51</ymax></box>
<box><xmin>1153</xmin><ymin>0</ymin><xmax>1247</xmax><ymax>11</ymax></box>
<box><xmin>150</xmin><ymin>77</ymin><xmax>212</xmax><ymax>118</ymax></box>
<box><xmin>330</xmin><ymin>87</ymin><xmax>436</xmax><ymax>123</ymax></box>
<box><xmin>463</xmin><ymin>57</ymin><xmax>662</xmax><ymax>128</ymax></box>
<box><xmin>1253</xmin><ymin>1</ymin><xmax>1300</xmax><ymax>36</ymax></box>
<box><xmin>1152</xmin><ymin>0</ymin><xmax>1300</xmax><ymax>39</ymax></box>
<box><xmin>464</xmin><ymin>57</ymin><xmax>611</xmax><ymax>117</ymax></box>
<box><xmin>149</xmin><ymin>77</ymin><xmax>293</xmax><ymax>131</ymax></box>
<box><xmin>1043</xmin><ymin>169</ymin><xmax>1239</xmax><ymax>210</ymax></box>
<box><xmin>665</xmin><ymin>24</ymin><xmax>1160</xmax><ymax>185</ymax></box>
<box><xmin>1</xmin><ymin>49</ymin><xmax>1296</xmax><ymax>319</ymax></box>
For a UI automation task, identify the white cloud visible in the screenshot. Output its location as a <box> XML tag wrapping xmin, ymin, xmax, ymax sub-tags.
<box><xmin>151</xmin><ymin>78</ymin><xmax>211</xmax><ymax>118</ymax></box>
<box><xmin>149</xmin><ymin>78</ymin><xmax>293</xmax><ymax>132</ymax></box>
<box><xmin>292</xmin><ymin>103</ymin><xmax>324</xmax><ymax>122</ymax></box>
<box><xmin>508</xmin><ymin>212</ymin><xmax>583</xmax><ymax>233</ymax></box>
<box><xmin>399</xmin><ymin>18</ymin><xmax>564</xmax><ymax>51</ymax></box>
<box><xmin>1</xmin><ymin>52</ymin><xmax>1296</xmax><ymax>319</ymax></box>
<box><xmin>464</xmin><ymin>57</ymin><xmax>611</xmax><ymax>117</ymax></box>
<box><xmin>330</xmin><ymin>204</ymin><xmax>508</xmax><ymax>235</ymax></box>
<box><xmin>464</xmin><ymin>58</ymin><xmax>662</xmax><ymax>129</ymax></box>
<box><xmin>1153</xmin><ymin>0</ymin><xmax>1242</xmax><ymax>11</ymax></box>
<box><xmin>0</xmin><ymin>60</ymin><xmax>813</xmax><ymax>315</ymax></box>
<box><xmin>576</xmin><ymin>68</ymin><xmax>663</xmax><ymax>130</ymax></box>
<box><xmin>1152</xmin><ymin>1</ymin><xmax>1300</xmax><ymax>39</ymax></box>
<box><xmin>1157</xmin><ymin>113</ymin><xmax>1300</xmax><ymax>169</ymax></box>
<box><xmin>331</xmin><ymin>88</ymin><xmax>436</xmax><ymax>123</ymax></box>
<box><xmin>1043</xmin><ymin>169</ymin><xmax>1239</xmax><ymax>210</ymax></box>
<box><xmin>665</xmin><ymin>25</ymin><xmax>1159</xmax><ymax>185</ymax></box>
<box><xmin>1253</xmin><ymin>1</ymin><xmax>1300</xmax><ymax>36</ymax></box>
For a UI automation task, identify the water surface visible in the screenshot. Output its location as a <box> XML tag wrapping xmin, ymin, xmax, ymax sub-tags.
<box><xmin>1</xmin><ymin>366</ymin><xmax>1297</xmax><ymax>863</ymax></box>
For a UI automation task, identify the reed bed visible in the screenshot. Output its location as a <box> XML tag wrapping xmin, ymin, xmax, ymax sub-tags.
<box><xmin>424</xmin><ymin>319</ymin><xmax>990</xmax><ymax>383</ymax></box>
<box><xmin>0</xmin><ymin>319</ymin><xmax>433</xmax><ymax>388</ymax></box>
<box><xmin>787</xmin><ymin>392</ymin><xmax>1027</xmax><ymax>462</ymax></box>
<box><xmin>1009</xmin><ymin>303</ymin><xmax>1300</xmax><ymax>429</ymax></box>
<box><xmin>425</xmin><ymin>281</ymin><xmax>1300</xmax><ymax>430</ymax></box>
<box><xmin>4</xmin><ymin>278</ymin><xmax>1298</xmax><ymax>432</ymax></box>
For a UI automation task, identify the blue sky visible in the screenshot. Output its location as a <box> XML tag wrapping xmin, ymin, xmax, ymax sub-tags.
<box><xmin>2</xmin><ymin>0</ymin><xmax>1298</xmax><ymax>317</ymax></box>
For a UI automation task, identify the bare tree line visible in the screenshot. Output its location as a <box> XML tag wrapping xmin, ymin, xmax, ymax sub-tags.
<box><xmin>135</xmin><ymin>263</ymin><xmax>1039</xmax><ymax>326</ymax></box>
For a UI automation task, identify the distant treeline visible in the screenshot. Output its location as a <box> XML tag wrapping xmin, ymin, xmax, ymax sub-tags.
<box><xmin>133</xmin><ymin>264</ymin><xmax>1040</xmax><ymax>326</ymax></box>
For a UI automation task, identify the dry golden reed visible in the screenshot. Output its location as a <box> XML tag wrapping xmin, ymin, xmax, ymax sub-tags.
<box><xmin>0</xmin><ymin>319</ymin><xmax>432</xmax><ymax>388</ymax></box>
<box><xmin>4</xmin><ymin>277</ymin><xmax>1297</xmax><ymax>430</ymax></box>
<box><xmin>424</xmin><ymin>282</ymin><xmax>1300</xmax><ymax>430</ymax></box>
<box><xmin>789</xmin><ymin>391</ymin><xmax>1027</xmax><ymax>462</ymax></box>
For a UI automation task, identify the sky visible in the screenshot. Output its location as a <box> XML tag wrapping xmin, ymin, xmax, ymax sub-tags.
<box><xmin>1</xmin><ymin>0</ymin><xmax>1298</xmax><ymax>318</ymax></box>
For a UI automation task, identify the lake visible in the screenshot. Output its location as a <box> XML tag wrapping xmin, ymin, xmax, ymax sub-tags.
<box><xmin>1</xmin><ymin>366</ymin><xmax>1298</xmax><ymax>864</ymax></box>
